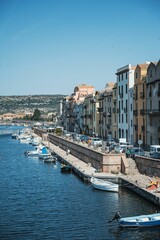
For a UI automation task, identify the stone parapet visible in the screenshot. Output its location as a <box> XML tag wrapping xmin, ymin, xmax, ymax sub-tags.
<box><xmin>48</xmin><ymin>133</ymin><xmax>128</xmax><ymax>174</ymax></box>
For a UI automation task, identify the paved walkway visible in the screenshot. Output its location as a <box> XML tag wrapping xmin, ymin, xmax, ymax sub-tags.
<box><xmin>32</xmin><ymin>132</ymin><xmax>160</xmax><ymax>204</ymax></box>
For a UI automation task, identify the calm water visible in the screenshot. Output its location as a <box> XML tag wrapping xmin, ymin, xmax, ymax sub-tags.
<box><xmin>0</xmin><ymin>126</ymin><xmax>160</xmax><ymax>240</ymax></box>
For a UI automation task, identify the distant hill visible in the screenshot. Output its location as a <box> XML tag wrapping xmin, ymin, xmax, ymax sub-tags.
<box><xmin>0</xmin><ymin>95</ymin><xmax>66</xmax><ymax>114</ymax></box>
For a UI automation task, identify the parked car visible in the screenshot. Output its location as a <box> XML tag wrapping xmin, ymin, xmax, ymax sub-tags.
<box><xmin>150</xmin><ymin>145</ymin><xmax>160</xmax><ymax>157</ymax></box>
<box><xmin>80</xmin><ymin>135</ymin><xmax>90</xmax><ymax>142</ymax></box>
<box><xmin>114</xmin><ymin>146</ymin><xmax>123</xmax><ymax>153</ymax></box>
<box><xmin>91</xmin><ymin>137</ymin><xmax>102</xmax><ymax>147</ymax></box>
<box><xmin>151</xmin><ymin>152</ymin><xmax>160</xmax><ymax>159</ymax></box>
<box><xmin>130</xmin><ymin>147</ymin><xmax>147</xmax><ymax>159</ymax></box>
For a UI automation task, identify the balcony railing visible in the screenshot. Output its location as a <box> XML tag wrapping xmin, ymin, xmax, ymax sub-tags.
<box><xmin>141</xmin><ymin>125</ymin><xmax>145</xmax><ymax>131</ymax></box>
<box><xmin>133</xmin><ymin>110</ymin><xmax>138</xmax><ymax>116</ymax></box>
<box><xmin>134</xmin><ymin>124</ymin><xmax>138</xmax><ymax>131</ymax></box>
<box><xmin>145</xmin><ymin>109</ymin><xmax>160</xmax><ymax>115</ymax></box>
<box><xmin>124</xmin><ymin>107</ymin><xmax>128</xmax><ymax>113</ymax></box>
<box><xmin>98</xmin><ymin>107</ymin><xmax>103</xmax><ymax>112</ymax></box>
<box><xmin>140</xmin><ymin>92</ymin><xmax>145</xmax><ymax>99</ymax></box>
<box><xmin>120</xmin><ymin>93</ymin><xmax>123</xmax><ymax>98</ymax></box>
<box><xmin>133</xmin><ymin>93</ymin><xmax>138</xmax><ymax>100</ymax></box>
<box><xmin>113</xmin><ymin>108</ymin><xmax>117</xmax><ymax>113</ymax></box>
<box><xmin>140</xmin><ymin>109</ymin><xmax>145</xmax><ymax>115</ymax></box>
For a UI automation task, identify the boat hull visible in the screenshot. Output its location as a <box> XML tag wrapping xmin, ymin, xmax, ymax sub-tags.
<box><xmin>119</xmin><ymin>213</ymin><xmax>160</xmax><ymax>228</ymax></box>
<box><xmin>91</xmin><ymin>177</ymin><xmax>119</xmax><ymax>192</ymax></box>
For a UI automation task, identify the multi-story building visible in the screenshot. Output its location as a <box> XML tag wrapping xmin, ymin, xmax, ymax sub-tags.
<box><xmin>98</xmin><ymin>83</ymin><xmax>114</xmax><ymax>139</ymax></box>
<box><xmin>133</xmin><ymin>63</ymin><xmax>150</xmax><ymax>147</ymax></box>
<box><xmin>146</xmin><ymin>60</ymin><xmax>160</xmax><ymax>146</ymax></box>
<box><xmin>61</xmin><ymin>84</ymin><xmax>95</xmax><ymax>132</ymax></box>
<box><xmin>112</xmin><ymin>83</ymin><xmax>118</xmax><ymax>140</ymax></box>
<box><xmin>82</xmin><ymin>92</ymin><xmax>100</xmax><ymax>136</ymax></box>
<box><xmin>116</xmin><ymin>64</ymin><xmax>135</xmax><ymax>141</ymax></box>
<box><xmin>128</xmin><ymin>87</ymin><xmax>134</xmax><ymax>145</ymax></box>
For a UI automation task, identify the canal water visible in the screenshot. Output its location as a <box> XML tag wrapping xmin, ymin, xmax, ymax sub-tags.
<box><xmin>0</xmin><ymin>126</ymin><xmax>160</xmax><ymax>240</ymax></box>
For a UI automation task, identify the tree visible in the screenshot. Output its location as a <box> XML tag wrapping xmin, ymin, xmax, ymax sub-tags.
<box><xmin>32</xmin><ymin>108</ymin><xmax>41</xmax><ymax>121</ymax></box>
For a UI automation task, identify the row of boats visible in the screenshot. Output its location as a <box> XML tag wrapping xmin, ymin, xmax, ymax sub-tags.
<box><xmin>15</xmin><ymin>128</ymin><xmax>160</xmax><ymax>229</ymax></box>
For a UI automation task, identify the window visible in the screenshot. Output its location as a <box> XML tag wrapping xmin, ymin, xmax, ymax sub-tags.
<box><xmin>126</xmin><ymin>84</ymin><xmax>127</xmax><ymax>94</ymax></box>
<box><xmin>126</xmin><ymin>72</ymin><xmax>128</xmax><ymax>79</ymax></box>
<box><xmin>131</xmin><ymin>119</ymin><xmax>133</xmax><ymax>127</ymax></box>
<box><xmin>122</xmin><ymin>74</ymin><xmax>123</xmax><ymax>80</ymax></box>
<box><xmin>131</xmin><ymin>103</ymin><xmax>132</xmax><ymax>111</ymax></box>
<box><xmin>122</xmin><ymin>114</ymin><xmax>123</xmax><ymax>123</ymax></box>
<box><xmin>150</xmin><ymin>100</ymin><xmax>152</xmax><ymax>110</ymax></box>
<box><xmin>150</xmin><ymin>69</ymin><xmax>152</xmax><ymax>78</ymax></box>
<box><xmin>136</xmin><ymin>72</ymin><xmax>138</xmax><ymax>78</ymax></box>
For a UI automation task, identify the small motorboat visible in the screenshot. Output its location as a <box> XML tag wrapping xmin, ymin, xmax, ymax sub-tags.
<box><xmin>90</xmin><ymin>177</ymin><xmax>119</xmax><ymax>192</ymax></box>
<box><xmin>43</xmin><ymin>156</ymin><xmax>57</xmax><ymax>164</ymax></box>
<box><xmin>60</xmin><ymin>163</ymin><xmax>72</xmax><ymax>173</ymax></box>
<box><xmin>38</xmin><ymin>147</ymin><xmax>51</xmax><ymax>160</ymax></box>
<box><xmin>111</xmin><ymin>211</ymin><xmax>160</xmax><ymax>228</ymax></box>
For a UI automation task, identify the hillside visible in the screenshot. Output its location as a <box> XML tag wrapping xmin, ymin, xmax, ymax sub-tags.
<box><xmin>0</xmin><ymin>95</ymin><xmax>66</xmax><ymax>114</ymax></box>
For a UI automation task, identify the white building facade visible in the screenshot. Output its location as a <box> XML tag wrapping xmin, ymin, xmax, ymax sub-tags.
<box><xmin>116</xmin><ymin>64</ymin><xmax>135</xmax><ymax>142</ymax></box>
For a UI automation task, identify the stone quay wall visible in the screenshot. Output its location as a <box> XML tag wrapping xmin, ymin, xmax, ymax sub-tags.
<box><xmin>47</xmin><ymin>133</ymin><xmax>128</xmax><ymax>174</ymax></box>
<box><xmin>135</xmin><ymin>156</ymin><xmax>160</xmax><ymax>178</ymax></box>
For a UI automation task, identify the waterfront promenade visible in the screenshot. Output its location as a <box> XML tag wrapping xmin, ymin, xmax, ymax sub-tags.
<box><xmin>37</xmin><ymin>133</ymin><xmax>160</xmax><ymax>206</ymax></box>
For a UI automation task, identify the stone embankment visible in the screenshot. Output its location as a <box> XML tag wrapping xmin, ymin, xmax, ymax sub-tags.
<box><xmin>33</xmin><ymin>130</ymin><xmax>160</xmax><ymax>206</ymax></box>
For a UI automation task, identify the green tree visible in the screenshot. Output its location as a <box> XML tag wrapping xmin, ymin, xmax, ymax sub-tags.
<box><xmin>32</xmin><ymin>108</ymin><xmax>41</xmax><ymax>121</ymax></box>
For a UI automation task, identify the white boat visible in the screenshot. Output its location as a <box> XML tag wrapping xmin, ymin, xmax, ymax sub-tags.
<box><xmin>31</xmin><ymin>137</ymin><xmax>41</xmax><ymax>146</ymax></box>
<box><xmin>90</xmin><ymin>177</ymin><xmax>119</xmax><ymax>192</ymax></box>
<box><xmin>43</xmin><ymin>156</ymin><xmax>57</xmax><ymax>163</ymax></box>
<box><xmin>19</xmin><ymin>136</ymin><xmax>32</xmax><ymax>144</ymax></box>
<box><xmin>111</xmin><ymin>211</ymin><xmax>160</xmax><ymax>228</ymax></box>
<box><xmin>38</xmin><ymin>147</ymin><xmax>52</xmax><ymax>160</ymax></box>
<box><xmin>24</xmin><ymin>144</ymin><xmax>45</xmax><ymax>157</ymax></box>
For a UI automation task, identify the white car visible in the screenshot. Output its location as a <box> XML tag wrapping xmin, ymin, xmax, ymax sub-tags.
<box><xmin>91</xmin><ymin>137</ymin><xmax>102</xmax><ymax>147</ymax></box>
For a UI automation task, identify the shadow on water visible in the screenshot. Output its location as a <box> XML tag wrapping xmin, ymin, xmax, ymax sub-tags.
<box><xmin>108</xmin><ymin>224</ymin><xmax>160</xmax><ymax>240</ymax></box>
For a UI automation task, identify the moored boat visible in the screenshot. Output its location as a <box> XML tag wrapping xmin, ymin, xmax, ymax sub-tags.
<box><xmin>111</xmin><ymin>211</ymin><xmax>160</xmax><ymax>228</ymax></box>
<box><xmin>60</xmin><ymin>163</ymin><xmax>72</xmax><ymax>173</ymax></box>
<box><xmin>43</xmin><ymin>156</ymin><xmax>57</xmax><ymax>164</ymax></box>
<box><xmin>90</xmin><ymin>177</ymin><xmax>119</xmax><ymax>192</ymax></box>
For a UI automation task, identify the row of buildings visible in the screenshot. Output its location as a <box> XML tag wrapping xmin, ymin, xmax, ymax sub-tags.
<box><xmin>59</xmin><ymin>60</ymin><xmax>160</xmax><ymax>149</ymax></box>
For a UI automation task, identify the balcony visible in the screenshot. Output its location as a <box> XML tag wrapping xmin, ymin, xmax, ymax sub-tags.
<box><xmin>149</xmin><ymin>91</ymin><xmax>152</xmax><ymax>97</ymax></box>
<box><xmin>133</xmin><ymin>93</ymin><xmax>138</xmax><ymax>100</ymax></box>
<box><xmin>141</xmin><ymin>125</ymin><xmax>145</xmax><ymax>131</ymax></box>
<box><xmin>124</xmin><ymin>107</ymin><xmax>128</xmax><ymax>113</ymax></box>
<box><xmin>98</xmin><ymin>107</ymin><xmax>103</xmax><ymax>113</ymax></box>
<box><xmin>120</xmin><ymin>93</ymin><xmax>123</xmax><ymax>98</ymax></box>
<box><xmin>113</xmin><ymin>108</ymin><xmax>117</xmax><ymax>113</ymax></box>
<box><xmin>140</xmin><ymin>92</ymin><xmax>145</xmax><ymax>99</ymax></box>
<box><xmin>134</xmin><ymin>124</ymin><xmax>138</xmax><ymax>131</ymax></box>
<box><xmin>103</xmin><ymin>112</ymin><xmax>106</xmax><ymax>117</ymax></box>
<box><xmin>140</xmin><ymin>109</ymin><xmax>145</xmax><ymax>115</ymax></box>
<box><xmin>133</xmin><ymin>110</ymin><xmax>138</xmax><ymax>116</ymax></box>
<box><xmin>106</xmin><ymin>124</ymin><xmax>110</xmax><ymax>129</ymax></box>
<box><xmin>146</xmin><ymin>109</ymin><xmax>160</xmax><ymax>116</ymax></box>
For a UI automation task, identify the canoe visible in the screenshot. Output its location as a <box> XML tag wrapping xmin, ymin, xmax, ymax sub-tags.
<box><xmin>111</xmin><ymin>211</ymin><xmax>160</xmax><ymax>228</ymax></box>
<box><xmin>90</xmin><ymin>177</ymin><xmax>119</xmax><ymax>192</ymax></box>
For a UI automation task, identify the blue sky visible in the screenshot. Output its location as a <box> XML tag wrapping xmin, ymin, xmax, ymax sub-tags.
<box><xmin>0</xmin><ymin>0</ymin><xmax>160</xmax><ymax>96</ymax></box>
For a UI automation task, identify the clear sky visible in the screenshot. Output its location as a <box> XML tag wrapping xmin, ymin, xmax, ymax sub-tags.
<box><xmin>0</xmin><ymin>0</ymin><xmax>160</xmax><ymax>96</ymax></box>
